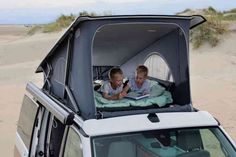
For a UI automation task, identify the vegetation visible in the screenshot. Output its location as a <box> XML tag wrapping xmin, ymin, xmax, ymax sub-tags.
<box><xmin>28</xmin><ymin>11</ymin><xmax>111</xmax><ymax>35</ymax></box>
<box><xmin>176</xmin><ymin>7</ymin><xmax>234</xmax><ymax>49</ymax></box>
<box><xmin>190</xmin><ymin>7</ymin><xmax>228</xmax><ymax>48</ymax></box>
<box><xmin>27</xmin><ymin>25</ymin><xmax>43</xmax><ymax>35</ymax></box>
<box><xmin>42</xmin><ymin>14</ymin><xmax>76</xmax><ymax>33</ymax></box>
<box><xmin>176</xmin><ymin>8</ymin><xmax>192</xmax><ymax>15</ymax></box>
<box><xmin>223</xmin><ymin>8</ymin><xmax>236</xmax><ymax>14</ymax></box>
<box><xmin>223</xmin><ymin>13</ymin><xmax>236</xmax><ymax>21</ymax></box>
<box><xmin>177</xmin><ymin>7</ymin><xmax>236</xmax><ymax>48</ymax></box>
<box><xmin>28</xmin><ymin>14</ymin><xmax>76</xmax><ymax>35</ymax></box>
<box><xmin>28</xmin><ymin>8</ymin><xmax>236</xmax><ymax>49</ymax></box>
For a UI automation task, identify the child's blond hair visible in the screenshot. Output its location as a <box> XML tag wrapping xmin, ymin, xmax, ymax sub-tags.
<box><xmin>136</xmin><ymin>65</ymin><xmax>148</xmax><ymax>77</ymax></box>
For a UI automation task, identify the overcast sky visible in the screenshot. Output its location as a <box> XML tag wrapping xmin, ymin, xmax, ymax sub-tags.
<box><xmin>0</xmin><ymin>0</ymin><xmax>235</xmax><ymax>24</ymax></box>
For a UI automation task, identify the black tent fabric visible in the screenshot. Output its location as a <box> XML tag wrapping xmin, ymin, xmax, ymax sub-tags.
<box><xmin>35</xmin><ymin>15</ymin><xmax>206</xmax><ymax>120</ymax></box>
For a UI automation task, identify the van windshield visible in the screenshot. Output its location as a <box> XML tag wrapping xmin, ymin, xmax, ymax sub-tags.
<box><xmin>92</xmin><ymin>127</ymin><xmax>236</xmax><ymax>157</ymax></box>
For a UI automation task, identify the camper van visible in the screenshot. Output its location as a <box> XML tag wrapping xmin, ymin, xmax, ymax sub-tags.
<box><xmin>15</xmin><ymin>15</ymin><xmax>236</xmax><ymax>157</ymax></box>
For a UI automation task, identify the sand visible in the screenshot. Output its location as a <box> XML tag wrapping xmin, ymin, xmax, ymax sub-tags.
<box><xmin>0</xmin><ymin>25</ymin><xmax>235</xmax><ymax>156</ymax></box>
<box><xmin>0</xmin><ymin>25</ymin><xmax>61</xmax><ymax>156</ymax></box>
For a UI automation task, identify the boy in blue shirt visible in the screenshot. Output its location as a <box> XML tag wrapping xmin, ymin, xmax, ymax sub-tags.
<box><xmin>124</xmin><ymin>65</ymin><xmax>150</xmax><ymax>94</ymax></box>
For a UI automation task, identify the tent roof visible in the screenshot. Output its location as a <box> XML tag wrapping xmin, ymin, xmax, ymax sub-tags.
<box><xmin>36</xmin><ymin>15</ymin><xmax>206</xmax><ymax>73</ymax></box>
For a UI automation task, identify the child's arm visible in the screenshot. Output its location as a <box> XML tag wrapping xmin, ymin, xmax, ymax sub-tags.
<box><xmin>101</xmin><ymin>82</ymin><xmax>126</xmax><ymax>100</ymax></box>
<box><xmin>102</xmin><ymin>92</ymin><xmax>119</xmax><ymax>100</ymax></box>
<box><xmin>103</xmin><ymin>92</ymin><xmax>126</xmax><ymax>100</ymax></box>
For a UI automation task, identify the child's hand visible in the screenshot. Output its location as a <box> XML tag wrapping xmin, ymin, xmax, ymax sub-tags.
<box><xmin>121</xmin><ymin>91</ymin><xmax>127</xmax><ymax>96</ymax></box>
<box><xmin>118</xmin><ymin>91</ymin><xmax>127</xmax><ymax>99</ymax></box>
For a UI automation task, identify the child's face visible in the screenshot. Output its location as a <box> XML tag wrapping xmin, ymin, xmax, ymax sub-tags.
<box><xmin>111</xmin><ymin>73</ymin><xmax>123</xmax><ymax>88</ymax></box>
<box><xmin>135</xmin><ymin>72</ymin><xmax>147</xmax><ymax>86</ymax></box>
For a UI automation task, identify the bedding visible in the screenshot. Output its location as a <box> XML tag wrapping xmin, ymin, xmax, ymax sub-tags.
<box><xmin>94</xmin><ymin>80</ymin><xmax>173</xmax><ymax>108</ymax></box>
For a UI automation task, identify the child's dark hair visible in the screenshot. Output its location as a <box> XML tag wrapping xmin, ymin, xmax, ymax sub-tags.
<box><xmin>109</xmin><ymin>67</ymin><xmax>123</xmax><ymax>79</ymax></box>
<box><xmin>136</xmin><ymin>65</ymin><xmax>148</xmax><ymax>76</ymax></box>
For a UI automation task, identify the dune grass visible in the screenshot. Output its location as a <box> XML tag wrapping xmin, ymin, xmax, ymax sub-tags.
<box><xmin>189</xmin><ymin>7</ymin><xmax>229</xmax><ymax>48</ymax></box>
<box><xmin>28</xmin><ymin>8</ymin><xmax>235</xmax><ymax>49</ymax></box>
<box><xmin>27</xmin><ymin>25</ymin><xmax>43</xmax><ymax>35</ymax></box>
<box><xmin>177</xmin><ymin>7</ymin><xmax>236</xmax><ymax>48</ymax></box>
<box><xmin>42</xmin><ymin>14</ymin><xmax>76</xmax><ymax>33</ymax></box>
<box><xmin>28</xmin><ymin>14</ymin><xmax>76</xmax><ymax>35</ymax></box>
<box><xmin>28</xmin><ymin>11</ymin><xmax>112</xmax><ymax>35</ymax></box>
<box><xmin>223</xmin><ymin>13</ymin><xmax>236</xmax><ymax>21</ymax></box>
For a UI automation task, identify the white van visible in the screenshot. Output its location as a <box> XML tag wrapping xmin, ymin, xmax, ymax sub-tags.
<box><xmin>15</xmin><ymin>15</ymin><xmax>236</xmax><ymax>157</ymax></box>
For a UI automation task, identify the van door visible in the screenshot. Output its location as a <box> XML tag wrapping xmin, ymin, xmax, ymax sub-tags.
<box><xmin>28</xmin><ymin>108</ymin><xmax>68</xmax><ymax>157</ymax></box>
<box><xmin>21</xmin><ymin>82</ymin><xmax>76</xmax><ymax>157</ymax></box>
<box><xmin>14</xmin><ymin>95</ymin><xmax>40</xmax><ymax>157</ymax></box>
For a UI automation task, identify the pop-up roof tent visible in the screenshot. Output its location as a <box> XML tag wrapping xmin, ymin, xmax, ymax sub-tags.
<box><xmin>36</xmin><ymin>15</ymin><xmax>206</xmax><ymax>120</ymax></box>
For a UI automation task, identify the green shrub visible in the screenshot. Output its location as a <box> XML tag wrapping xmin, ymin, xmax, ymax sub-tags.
<box><xmin>230</xmin><ymin>8</ymin><xmax>236</xmax><ymax>13</ymax></box>
<box><xmin>176</xmin><ymin>8</ymin><xmax>192</xmax><ymax>15</ymax></box>
<box><xmin>190</xmin><ymin>7</ymin><xmax>228</xmax><ymax>48</ymax></box>
<box><xmin>28</xmin><ymin>11</ymin><xmax>112</xmax><ymax>35</ymax></box>
<box><xmin>42</xmin><ymin>14</ymin><xmax>76</xmax><ymax>33</ymax></box>
<box><xmin>223</xmin><ymin>13</ymin><xmax>236</xmax><ymax>21</ymax></box>
<box><xmin>79</xmin><ymin>11</ymin><xmax>98</xmax><ymax>16</ymax></box>
<box><xmin>27</xmin><ymin>25</ymin><xmax>43</xmax><ymax>35</ymax></box>
<box><xmin>28</xmin><ymin>14</ymin><xmax>76</xmax><ymax>34</ymax></box>
<box><xmin>223</xmin><ymin>8</ymin><xmax>236</xmax><ymax>14</ymax></box>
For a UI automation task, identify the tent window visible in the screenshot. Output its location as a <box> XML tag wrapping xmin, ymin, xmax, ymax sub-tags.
<box><xmin>144</xmin><ymin>53</ymin><xmax>174</xmax><ymax>82</ymax></box>
<box><xmin>54</xmin><ymin>57</ymin><xmax>66</xmax><ymax>85</ymax></box>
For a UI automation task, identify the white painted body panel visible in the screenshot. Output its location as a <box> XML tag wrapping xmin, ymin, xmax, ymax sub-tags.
<box><xmin>77</xmin><ymin>111</ymin><xmax>236</xmax><ymax>157</ymax></box>
<box><xmin>81</xmin><ymin>135</ymin><xmax>92</xmax><ymax>157</ymax></box>
<box><xmin>15</xmin><ymin>132</ymin><xmax>28</xmax><ymax>157</ymax></box>
<box><xmin>79</xmin><ymin>111</ymin><xmax>218</xmax><ymax>136</ymax></box>
<box><xmin>219</xmin><ymin>126</ymin><xmax>236</xmax><ymax>148</ymax></box>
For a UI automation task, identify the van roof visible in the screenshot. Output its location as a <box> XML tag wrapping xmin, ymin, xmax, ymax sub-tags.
<box><xmin>75</xmin><ymin>111</ymin><xmax>218</xmax><ymax>136</ymax></box>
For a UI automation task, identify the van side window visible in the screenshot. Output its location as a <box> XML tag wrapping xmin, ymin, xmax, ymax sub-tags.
<box><xmin>63</xmin><ymin>127</ymin><xmax>83</xmax><ymax>157</ymax></box>
<box><xmin>144</xmin><ymin>53</ymin><xmax>174</xmax><ymax>82</ymax></box>
<box><xmin>17</xmin><ymin>95</ymin><xmax>38</xmax><ymax>149</ymax></box>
